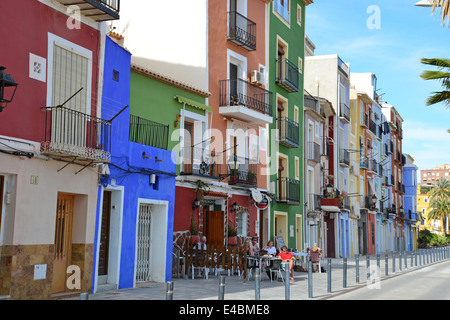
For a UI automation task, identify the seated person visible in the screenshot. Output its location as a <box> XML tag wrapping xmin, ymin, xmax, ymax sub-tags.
<box><xmin>197</xmin><ymin>236</ymin><xmax>207</xmax><ymax>250</ymax></box>
<box><xmin>265</xmin><ymin>240</ymin><xmax>277</xmax><ymax>256</ymax></box>
<box><xmin>277</xmin><ymin>246</ymin><xmax>296</xmax><ymax>283</ymax></box>
<box><xmin>307</xmin><ymin>245</ymin><xmax>323</xmax><ymax>272</ymax></box>
<box><xmin>248</xmin><ymin>237</ymin><xmax>260</xmax><ymax>256</ymax></box>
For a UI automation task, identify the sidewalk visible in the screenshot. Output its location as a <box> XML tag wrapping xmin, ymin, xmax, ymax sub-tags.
<box><xmin>67</xmin><ymin>253</ymin><xmax>440</xmax><ymax>300</ymax></box>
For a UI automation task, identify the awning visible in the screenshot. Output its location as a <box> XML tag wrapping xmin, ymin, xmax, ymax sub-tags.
<box><xmin>321</xmin><ymin>205</ymin><xmax>340</xmax><ymax>212</ymax></box>
<box><xmin>174</xmin><ymin>95</ymin><xmax>212</xmax><ymax>113</ymax></box>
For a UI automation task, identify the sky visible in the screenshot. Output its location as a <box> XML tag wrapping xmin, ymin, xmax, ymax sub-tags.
<box><xmin>305</xmin><ymin>0</ymin><xmax>450</xmax><ymax>173</ymax></box>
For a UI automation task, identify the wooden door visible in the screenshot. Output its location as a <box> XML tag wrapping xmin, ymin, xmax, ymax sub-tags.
<box><xmin>183</xmin><ymin>122</ymin><xmax>194</xmax><ymax>173</ymax></box>
<box><xmin>206</xmin><ymin>211</ymin><xmax>224</xmax><ymax>248</ymax></box>
<box><xmin>98</xmin><ymin>191</ymin><xmax>111</xmax><ymax>276</ymax></box>
<box><xmin>53</xmin><ymin>194</ymin><xmax>74</xmax><ymax>293</ymax></box>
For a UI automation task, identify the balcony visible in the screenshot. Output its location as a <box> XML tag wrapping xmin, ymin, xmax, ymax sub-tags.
<box><xmin>41</xmin><ymin>106</ymin><xmax>111</xmax><ymax>162</ymax></box>
<box><xmin>227</xmin><ymin>11</ymin><xmax>256</xmax><ymax>51</ymax></box>
<box><xmin>360</xmin><ymin>113</ymin><xmax>368</xmax><ymax>128</ymax></box>
<box><xmin>129</xmin><ymin>115</ymin><xmax>169</xmax><ymax>150</ymax></box>
<box><xmin>360</xmin><ymin>157</ymin><xmax>369</xmax><ymax>170</ymax></box>
<box><xmin>278</xmin><ymin>117</ymin><xmax>300</xmax><ymax>148</ymax></box>
<box><xmin>307</xmin><ymin>141</ymin><xmax>321</xmax><ymax>163</ymax></box>
<box><xmin>277</xmin><ymin>178</ymin><xmax>301</xmax><ymax>204</ymax></box>
<box><xmin>306</xmin><ymin>193</ymin><xmax>322</xmax><ymax>213</ymax></box>
<box><xmin>339</xmin><ymin>149</ymin><xmax>350</xmax><ymax>167</ymax></box>
<box><xmin>227</xmin><ymin>156</ymin><xmax>257</xmax><ymax>187</ymax></box>
<box><xmin>339</xmin><ymin>102</ymin><xmax>350</xmax><ymax>123</ymax></box>
<box><xmin>370</xmin><ymin>159</ymin><xmax>379</xmax><ymax>175</ymax></box>
<box><xmin>180</xmin><ymin>147</ymin><xmax>222</xmax><ymax>179</ymax></box>
<box><xmin>389</xmin><ymin>141</ymin><xmax>394</xmax><ymax>154</ymax></box>
<box><xmin>276</xmin><ymin>58</ymin><xmax>299</xmax><ymax>93</ymax></box>
<box><xmin>219</xmin><ymin>78</ymin><xmax>273</xmax><ymax>124</ymax></box>
<box><xmin>368</xmin><ymin>119</ymin><xmax>378</xmax><ymax>137</ymax></box>
<box><xmin>364</xmin><ymin>195</ymin><xmax>378</xmax><ymax>211</ymax></box>
<box><xmin>55</xmin><ymin>0</ymin><xmax>120</xmax><ymax>21</ymax></box>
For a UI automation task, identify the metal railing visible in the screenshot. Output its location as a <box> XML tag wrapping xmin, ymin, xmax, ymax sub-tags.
<box><xmin>180</xmin><ymin>147</ymin><xmax>222</xmax><ymax>179</ymax></box>
<box><xmin>276</xmin><ymin>58</ymin><xmax>299</xmax><ymax>92</ymax></box>
<box><xmin>278</xmin><ymin>117</ymin><xmax>299</xmax><ymax>148</ymax></box>
<box><xmin>219</xmin><ymin>78</ymin><xmax>273</xmax><ymax>117</ymax></box>
<box><xmin>41</xmin><ymin>106</ymin><xmax>111</xmax><ymax>162</ymax></box>
<box><xmin>277</xmin><ymin>177</ymin><xmax>301</xmax><ymax>203</ymax></box>
<box><xmin>228</xmin><ymin>155</ymin><xmax>257</xmax><ymax>187</ymax></box>
<box><xmin>94</xmin><ymin>0</ymin><xmax>120</xmax><ymax>13</ymax></box>
<box><xmin>339</xmin><ymin>149</ymin><xmax>350</xmax><ymax>166</ymax></box>
<box><xmin>129</xmin><ymin>115</ymin><xmax>169</xmax><ymax>150</ymax></box>
<box><xmin>340</xmin><ymin>102</ymin><xmax>350</xmax><ymax>122</ymax></box>
<box><xmin>307</xmin><ymin>193</ymin><xmax>321</xmax><ymax>212</ymax></box>
<box><xmin>227</xmin><ymin>11</ymin><xmax>256</xmax><ymax>51</ymax></box>
<box><xmin>308</xmin><ymin>141</ymin><xmax>321</xmax><ymax>162</ymax></box>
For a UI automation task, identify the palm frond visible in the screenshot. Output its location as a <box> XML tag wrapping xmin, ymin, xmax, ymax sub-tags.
<box><xmin>425</xmin><ymin>90</ymin><xmax>450</xmax><ymax>107</ymax></box>
<box><xmin>420</xmin><ymin>57</ymin><xmax>450</xmax><ymax>69</ymax></box>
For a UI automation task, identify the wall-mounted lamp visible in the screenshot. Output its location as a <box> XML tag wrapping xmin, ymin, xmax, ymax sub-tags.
<box><xmin>192</xmin><ymin>197</ymin><xmax>201</xmax><ymax>210</ymax></box>
<box><xmin>326</xmin><ymin>183</ymin><xmax>334</xmax><ymax>195</ymax></box>
<box><xmin>0</xmin><ymin>66</ymin><xmax>18</xmax><ymax>112</ymax></box>
<box><xmin>371</xmin><ymin>194</ymin><xmax>378</xmax><ymax>205</ymax></box>
<box><xmin>230</xmin><ymin>201</ymin><xmax>239</xmax><ymax>213</ymax></box>
<box><xmin>142</xmin><ymin>152</ymin><xmax>151</xmax><ymax>159</ymax></box>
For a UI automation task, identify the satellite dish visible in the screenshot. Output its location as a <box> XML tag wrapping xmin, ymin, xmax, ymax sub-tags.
<box><xmin>251</xmin><ymin>189</ymin><xmax>263</xmax><ymax>203</ymax></box>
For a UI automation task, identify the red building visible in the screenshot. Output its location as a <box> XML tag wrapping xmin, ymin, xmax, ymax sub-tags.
<box><xmin>0</xmin><ymin>0</ymin><xmax>119</xmax><ymax>299</ymax></box>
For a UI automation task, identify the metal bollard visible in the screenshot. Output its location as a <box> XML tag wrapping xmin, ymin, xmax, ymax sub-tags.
<box><xmin>308</xmin><ymin>260</ymin><xmax>313</xmax><ymax>298</ymax></box>
<box><xmin>393</xmin><ymin>252</ymin><xmax>396</xmax><ymax>273</ymax></box>
<box><xmin>218</xmin><ymin>276</ymin><xmax>225</xmax><ymax>300</ymax></box>
<box><xmin>343</xmin><ymin>258</ymin><xmax>347</xmax><ymax>288</ymax></box>
<box><xmin>399</xmin><ymin>251</ymin><xmax>402</xmax><ymax>271</ymax></box>
<box><xmin>404</xmin><ymin>251</ymin><xmax>407</xmax><ymax>269</ymax></box>
<box><xmin>80</xmin><ymin>293</ymin><xmax>89</xmax><ymax>300</ymax></box>
<box><xmin>283</xmin><ymin>262</ymin><xmax>290</xmax><ymax>300</ymax></box>
<box><xmin>327</xmin><ymin>259</ymin><xmax>332</xmax><ymax>292</ymax></box>
<box><xmin>377</xmin><ymin>254</ymin><xmax>380</xmax><ymax>271</ymax></box>
<box><xmin>385</xmin><ymin>253</ymin><xmax>388</xmax><ymax>276</ymax></box>
<box><xmin>355</xmin><ymin>255</ymin><xmax>360</xmax><ymax>284</ymax></box>
<box><xmin>255</xmin><ymin>268</ymin><xmax>261</xmax><ymax>300</ymax></box>
<box><xmin>411</xmin><ymin>251</ymin><xmax>414</xmax><ymax>267</ymax></box>
<box><xmin>366</xmin><ymin>255</ymin><xmax>370</xmax><ymax>281</ymax></box>
<box><xmin>166</xmin><ymin>282</ymin><xmax>174</xmax><ymax>300</ymax></box>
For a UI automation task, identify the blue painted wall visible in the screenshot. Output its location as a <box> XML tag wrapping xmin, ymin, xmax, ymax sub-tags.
<box><xmin>93</xmin><ymin>37</ymin><xmax>175</xmax><ymax>292</ymax></box>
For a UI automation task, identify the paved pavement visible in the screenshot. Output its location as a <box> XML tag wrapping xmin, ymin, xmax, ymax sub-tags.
<box><xmin>67</xmin><ymin>251</ymin><xmax>448</xmax><ymax>301</ymax></box>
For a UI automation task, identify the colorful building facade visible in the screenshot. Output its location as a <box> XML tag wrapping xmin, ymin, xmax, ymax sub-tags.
<box><xmin>0</xmin><ymin>0</ymin><xmax>119</xmax><ymax>299</ymax></box>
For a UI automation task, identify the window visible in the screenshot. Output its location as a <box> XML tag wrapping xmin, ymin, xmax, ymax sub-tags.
<box><xmin>297</xmin><ymin>4</ymin><xmax>302</xmax><ymax>26</ymax></box>
<box><xmin>274</xmin><ymin>0</ymin><xmax>290</xmax><ymax>23</ymax></box>
<box><xmin>295</xmin><ymin>156</ymin><xmax>300</xmax><ymax>180</ymax></box>
<box><xmin>237</xmin><ymin>211</ymin><xmax>248</xmax><ymax>236</ymax></box>
<box><xmin>298</xmin><ymin>57</ymin><xmax>303</xmax><ymax>74</ymax></box>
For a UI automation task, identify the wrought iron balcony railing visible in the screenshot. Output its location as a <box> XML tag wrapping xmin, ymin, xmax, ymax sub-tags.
<box><xmin>278</xmin><ymin>117</ymin><xmax>299</xmax><ymax>148</ymax></box>
<box><xmin>339</xmin><ymin>149</ymin><xmax>350</xmax><ymax>166</ymax></box>
<box><xmin>276</xmin><ymin>58</ymin><xmax>299</xmax><ymax>93</ymax></box>
<box><xmin>54</xmin><ymin>0</ymin><xmax>120</xmax><ymax>21</ymax></box>
<box><xmin>227</xmin><ymin>155</ymin><xmax>257</xmax><ymax>187</ymax></box>
<box><xmin>308</xmin><ymin>141</ymin><xmax>321</xmax><ymax>162</ymax></box>
<box><xmin>277</xmin><ymin>177</ymin><xmax>301</xmax><ymax>204</ymax></box>
<box><xmin>339</xmin><ymin>102</ymin><xmax>350</xmax><ymax>122</ymax></box>
<box><xmin>219</xmin><ymin>78</ymin><xmax>273</xmax><ymax>117</ymax></box>
<box><xmin>180</xmin><ymin>147</ymin><xmax>222</xmax><ymax>179</ymax></box>
<box><xmin>41</xmin><ymin>106</ymin><xmax>111</xmax><ymax>162</ymax></box>
<box><xmin>129</xmin><ymin>115</ymin><xmax>169</xmax><ymax>150</ymax></box>
<box><xmin>307</xmin><ymin>193</ymin><xmax>322</xmax><ymax>213</ymax></box>
<box><xmin>227</xmin><ymin>11</ymin><xmax>256</xmax><ymax>51</ymax></box>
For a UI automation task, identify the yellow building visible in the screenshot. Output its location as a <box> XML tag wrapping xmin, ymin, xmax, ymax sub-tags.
<box><xmin>416</xmin><ymin>185</ymin><xmax>446</xmax><ymax>235</ymax></box>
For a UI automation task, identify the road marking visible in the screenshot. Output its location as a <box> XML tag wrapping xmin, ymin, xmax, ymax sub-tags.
<box><xmin>417</xmin><ymin>267</ymin><xmax>434</xmax><ymax>272</ymax></box>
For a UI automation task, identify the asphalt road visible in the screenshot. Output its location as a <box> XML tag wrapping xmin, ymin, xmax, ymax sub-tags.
<box><xmin>328</xmin><ymin>260</ymin><xmax>450</xmax><ymax>300</ymax></box>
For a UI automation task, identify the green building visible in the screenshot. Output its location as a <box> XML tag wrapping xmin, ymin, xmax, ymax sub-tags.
<box><xmin>267</xmin><ymin>0</ymin><xmax>312</xmax><ymax>251</ymax></box>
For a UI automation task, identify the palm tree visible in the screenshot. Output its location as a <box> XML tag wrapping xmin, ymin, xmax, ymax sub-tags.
<box><xmin>430</xmin><ymin>0</ymin><xmax>450</xmax><ymax>27</ymax></box>
<box><xmin>420</xmin><ymin>57</ymin><xmax>450</xmax><ymax>108</ymax></box>
<box><xmin>428</xmin><ymin>178</ymin><xmax>450</xmax><ymax>236</ymax></box>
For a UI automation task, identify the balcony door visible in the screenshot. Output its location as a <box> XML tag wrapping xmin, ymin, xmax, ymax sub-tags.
<box><xmin>182</xmin><ymin>122</ymin><xmax>194</xmax><ymax>174</ymax></box>
<box><xmin>51</xmin><ymin>43</ymin><xmax>90</xmax><ymax>152</ymax></box>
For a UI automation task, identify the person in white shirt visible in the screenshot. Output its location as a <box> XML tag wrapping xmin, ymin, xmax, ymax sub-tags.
<box><xmin>249</xmin><ymin>237</ymin><xmax>259</xmax><ymax>256</ymax></box>
<box><xmin>265</xmin><ymin>240</ymin><xmax>277</xmax><ymax>256</ymax></box>
<box><xmin>197</xmin><ymin>236</ymin><xmax>207</xmax><ymax>250</ymax></box>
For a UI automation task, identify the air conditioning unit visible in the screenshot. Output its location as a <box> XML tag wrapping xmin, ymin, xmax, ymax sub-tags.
<box><xmin>251</xmin><ymin>70</ymin><xmax>263</xmax><ymax>85</ymax></box>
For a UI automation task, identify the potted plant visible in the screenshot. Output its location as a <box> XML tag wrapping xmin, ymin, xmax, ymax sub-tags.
<box><xmin>228</xmin><ymin>222</ymin><xmax>238</xmax><ymax>245</ymax></box>
<box><xmin>189</xmin><ymin>180</ymin><xmax>209</xmax><ymax>244</ymax></box>
<box><xmin>229</xmin><ymin>169</ymin><xmax>239</xmax><ymax>184</ymax></box>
